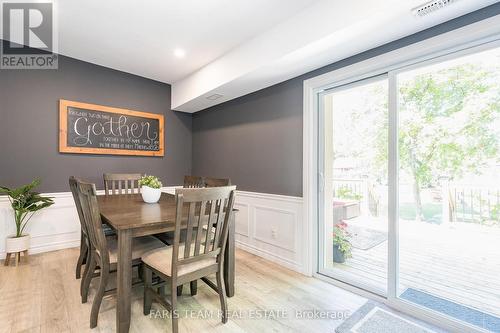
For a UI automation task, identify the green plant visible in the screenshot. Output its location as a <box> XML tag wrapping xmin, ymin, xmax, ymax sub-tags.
<box><xmin>333</xmin><ymin>222</ymin><xmax>352</xmax><ymax>258</ymax></box>
<box><xmin>0</xmin><ymin>179</ymin><xmax>54</xmax><ymax>237</ymax></box>
<box><xmin>139</xmin><ymin>175</ymin><xmax>162</xmax><ymax>189</ymax></box>
<box><xmin>374</xmin><ymin>64</ymin><xmax>500</xmax><ymax>222</ymax></box>
<box><xmin>336</xmin><ymin>187</ymin><xmax>362</xmax><ymax>201</ymax></box>
<box><xmin>491</xmin><ymin>203</ymin><xmax>500</xmax><ymax>222</ymax></box>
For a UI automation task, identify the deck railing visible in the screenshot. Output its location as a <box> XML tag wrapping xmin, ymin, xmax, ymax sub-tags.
<box><xmin>332</xmin><ymin>179</ymin><xmax>364</xmax><ymax>198</ymax></box>
<box><xmin>448</xmin><ymin>183</ymin><xmax>500</xmax><ymax>224</ymax></box>
<box><xmin>333</xmin><ymin>178</ymin><xmax>380</xmax><ymax>217</ymax></box>
<box><xmin>332</xmin><ymin>179</ymin><xmax>500</xmax><ymax>224</ymax></box>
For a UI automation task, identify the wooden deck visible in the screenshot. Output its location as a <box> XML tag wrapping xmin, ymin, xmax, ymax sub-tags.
<box><xmin>331</xmin><ymin>219</ymin><xmax>500</xmax><ymax>318</ymax></box>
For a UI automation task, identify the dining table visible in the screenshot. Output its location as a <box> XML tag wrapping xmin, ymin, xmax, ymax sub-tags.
<box><xmin>97</xmin><ymin>192</ymin><xmax>236</xmax><ymax>333</ymax></box>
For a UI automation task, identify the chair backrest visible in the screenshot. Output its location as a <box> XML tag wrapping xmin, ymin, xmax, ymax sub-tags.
<box><xmin>204</xmin><ymin>177</ymin><xmax>231</xmax><ymax>187</ymax></box>
<box><xmin>69</xmin><ymin>176</ymin><xmax>87</xmax><ymax>237</ymax></box>
<box><xmin>171</xmin><ymin>186</ymin><xmax>236</xmax><ymax>276</ymax></box>
<box><xmin>183</xmin><ymin>175</ymin><xmax>231</xmax><ymax>188</ymax></box>
<box><xmin>75</xmin><ymin>179</ymin><xmax>109</xmax><ymax>262</ymax></box>
<box><xmin>103</xmin><ymin>173</ymin><xmax>142</xmax><ymax>195</ymax></box>
<box><xmin>183</xmin><ymin>175</ymin><xmax>205</xmax><ymax>188</ymax></box>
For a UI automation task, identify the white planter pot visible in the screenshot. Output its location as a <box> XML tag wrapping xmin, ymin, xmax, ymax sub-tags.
<box><xmin>141</xmin><ymin>186</ymin><xmax>161</xmax><ymax>203</ymax></box>
<box><xmin>6</xmin><ymin>234</ymin><xmax>30</xmax><ymax>253</ymax></box>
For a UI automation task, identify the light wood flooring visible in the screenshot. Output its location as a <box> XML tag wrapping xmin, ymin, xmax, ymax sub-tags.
<box><xmin>1</xmin><ymin>248</ymin><xmax>440</xmax><ymax>333</ymax></box>
<box><xmin>0</xmin><ymin>249</ymin><xmax>366</xmax><ymax>333</ymax></box>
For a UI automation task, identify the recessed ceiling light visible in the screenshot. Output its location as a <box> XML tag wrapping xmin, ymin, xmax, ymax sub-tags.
<box><xmin>174</xmin><ymin>48</ymin><xmax>186</xmax><ymax>58</ymax></box>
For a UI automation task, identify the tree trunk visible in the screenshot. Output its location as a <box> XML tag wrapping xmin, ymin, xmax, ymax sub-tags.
<box><xmin>409</xmin><ymin>149</ymin><xmax>424</xmax><ymax>222</ymax></box>
<box><xmin>412</xmin><ymin>177</ymin><xmax>424</xmax><ymax>222</ymax></box>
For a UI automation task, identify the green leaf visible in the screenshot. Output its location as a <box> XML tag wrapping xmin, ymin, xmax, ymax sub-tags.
<box><xmin>0</xmin><ymin>179</ymin><xmax>54</xmax><ymax>232</ymax></box>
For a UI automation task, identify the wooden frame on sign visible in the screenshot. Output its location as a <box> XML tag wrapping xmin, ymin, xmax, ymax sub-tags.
<box><xmin>59</xmin><ymin>99</ymin><xmax>164</xmax><ymax>157</ymax></box>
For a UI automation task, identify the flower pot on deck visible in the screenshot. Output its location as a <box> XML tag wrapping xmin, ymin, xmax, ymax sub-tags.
<box><xmin>333</xmin><ymin>244</ymin><xmax>346</xmax><ymax>263</ymax></box>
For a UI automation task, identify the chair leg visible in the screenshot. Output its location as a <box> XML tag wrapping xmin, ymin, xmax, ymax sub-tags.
<box><xmin>171</xmin><ymin>283</ymin><xmax>179</xmax><ymax>333</ymax></box>
<box><xmin>76</xmin><ymin>234</ymin><xmax>88</xmax><ymax>279</ymax></box>
<box><xmin>190</xmin><ymin>280</ymin><xmax>198</xmax><ymax>296</ymax></box>
<box><xmin>216</xmin><ymin>270</ymin><xmax>228</xmax><ymax>324</ymax></box>
<box><xmin>80</xmin><ymin>246</ymin><xmax>92</xmax><ymax>297</ymax></box>
<box><xmin>176</xmin><ymin>285</ymin><xmax>183</xmax><ymax>296</ymax></box>
<box><xmin>90</xmin><ymin>263</ymin><xmax>109</xmax><ymax>328</ymax></box>
<box><xmin>158</xmin><ymin>285</ymin><xmax>166</xmax><ymax>297</ymax></box>
<box><xmin>138</xmin><ymin>263</ymin><xmax>144</xmax><ymax>281</ymax></box>
<box><xmin>143</xmin><ymin>266</ymin><xmax>153</xmax><ymax>315</ymax></box>
<box><xmin>81</xmin><ymin>251</ymin><xmax>96</xmax><ymax>303</ymax></box>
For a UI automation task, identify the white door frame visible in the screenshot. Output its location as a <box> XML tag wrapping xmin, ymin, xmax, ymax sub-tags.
<box><xmin>302</xmin><ymin>14</ymin><xmax>500</xmax><ymax>333</ymax></box>
<box><xmin>316</xmin><ymin>74</ymin><xmax>389</xmax><ymax>297</ymax></box>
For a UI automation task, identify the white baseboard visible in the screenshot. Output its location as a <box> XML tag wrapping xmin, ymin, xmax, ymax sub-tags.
<box><xmin>235</xmin><ymin>240</ymin><xmax>303</xmax><ymax>273</ymax></box>
<box><xmin>1</xmin><ymin>187</ymin><xmax>307</xmax><ymax>275</ymax></box>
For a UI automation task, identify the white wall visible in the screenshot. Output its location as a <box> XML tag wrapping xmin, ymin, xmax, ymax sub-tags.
<box><xmin>0</xmin><ymin>188</ymin><xmax>306</xmax><ymax>274</ymax></box>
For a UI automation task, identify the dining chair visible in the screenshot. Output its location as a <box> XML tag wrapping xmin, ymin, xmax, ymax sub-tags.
<box><xmin>154</xmin><ymin>175</ymin><xmax>205</xmax><ymax>246</ymax></box>
<box><xmin>69</xmin><ymin>177</ymin><xmax>92</xmax><ymax>284</ymax></box>
<box><xmin>70</xmin><ymin>177</ymin><xmax>114</xmax><ymax>281</ymax></box>
<box><xmin>72</xmin><ymin>173</ymin><xmax>143</xmax><ymax>281</ymax></box>
<box><xmin>156</xmin><ymin>175</ymin><xmax>231</xmax><ymax>295</ymax></box>
<box><xmin>155</xmin><ymin>175</ymin><xmax>206</xmax><ymax>295</ymax></box>
<box><xmin>103</xmin><ymin>173</ymin><xmax>142</xmax><ymax>195</ymax></box>
<box><xmin>73</xmin><ymin>178</ymin><xmax>165</xmax><ymax>328</ymax></box>
<box><xmin>183</xmin><ymin>175</ymin><xmax>205</xmax><ymax>188</ymax></box>
<box><xmin>204</xmin><ymin>177</ymin><xmax>231</xmax><ymax>187</ymax></box>
<box><xmin>141</xmin><ymin>186</ymin><xmax>236</xmax><ymax>333</ymax></box>
<box><xmin>102</xmin><ymin>173</ymin><xmax>142</xmax><ymax>236</ymax></box>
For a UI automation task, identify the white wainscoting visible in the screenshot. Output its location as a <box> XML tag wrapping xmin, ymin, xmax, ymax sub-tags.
<box><xmin>0</xmin><ymin>186</ymin><xmax>180</xmax><ymax>259</ymax></box>
<box><xmin>233</xmin><ymin>191</ymin><xmax>305</xmax><ymax>274</ymax></box>
<box><xmin>0</xmin><ymin>188</ymin><xmax>306</xmax><ymax>275</ymax></box>
<box><xmin>0</xmin><ymin>192</ymin><xmax>81</xmax><ymax>259</ymax></box>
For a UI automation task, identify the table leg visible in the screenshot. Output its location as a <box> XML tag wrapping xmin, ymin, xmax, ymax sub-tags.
<box><xmin>224</xmin><ymin>211</ymin><xmax>235</xmax><ymax>297</ymax></box>
<box><xmin>117</xmin><ymin>229</ymin><xmax>132</xmax><ymax>333</ymax></box>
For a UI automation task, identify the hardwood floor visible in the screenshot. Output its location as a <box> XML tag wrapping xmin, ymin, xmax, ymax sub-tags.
<box><xmin>0</xmin><ymin>248</ymin><xmax>433</xmax><ymax>333</ymax></box>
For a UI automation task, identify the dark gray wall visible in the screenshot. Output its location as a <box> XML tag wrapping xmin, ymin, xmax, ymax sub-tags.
<box><xmin>0</xmin><ymin>55</ymin><xmax>192</xmax><ymax>192</ymax></box>
<box><xmin>192</xmin><ymin>4</ymin><xmax>500</xmax><ymax>197</ymax></box>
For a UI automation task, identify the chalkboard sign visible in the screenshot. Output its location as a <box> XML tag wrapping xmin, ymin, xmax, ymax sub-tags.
<box><xmin>59</xmin><ymin>100</ymin><xmax>164</xmax><ymax>156</ymax></box>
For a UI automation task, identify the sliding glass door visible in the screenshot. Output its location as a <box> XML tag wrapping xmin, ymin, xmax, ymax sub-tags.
<box><xmin>318</xmin><ymin>76</ymin><xmax>389</xmax><ymax>295</ymax></box>
<box><xmin>317</xmin><ymin>41</ymin><xmax>500</xmax><ymax>333</ymax></box>
<box><xmin>395</xmin><ymin>45</ymin><xmax>500</xmax><ymax>332</ymax></box>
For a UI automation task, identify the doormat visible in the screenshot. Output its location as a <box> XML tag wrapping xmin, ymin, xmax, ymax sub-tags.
<box><xmin>348</xmin><ymin>225</ymin><xmax>387</xmax><ymax>250</ymax></box>
<box><xmin>336</xmin><ymin>301</ymin><xmax>436</xmax><ymax>333</ymax></box>
<box><xmin>400</xmin><ymin>288</ymin><xmax>500</xmax><ymax>333</ymax></box>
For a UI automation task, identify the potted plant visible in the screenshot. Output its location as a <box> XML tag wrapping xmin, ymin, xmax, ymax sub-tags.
<box><xmin>333</xmin><ymin>221</ymin><xmax>352</xmax><ymax>263</ymax></box>
<box><xmin>139</xmin><ymin>175</ymin><xmax>162</xmax><ymax>203</ymax></box>
<box><xmin>0</xmin><ymin>179</ymin><xmax>54</xmax><ymax>256</ymax></box>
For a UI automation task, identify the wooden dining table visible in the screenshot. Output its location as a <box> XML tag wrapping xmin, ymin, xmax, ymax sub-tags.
<box><xmin>97</xmin><ymin>192</ymin><xmax>236</xmax><ymax>333</ymax></box>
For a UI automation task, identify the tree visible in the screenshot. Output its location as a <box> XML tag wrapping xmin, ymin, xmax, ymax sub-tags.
<box><xmin>397</xmin><ymin>63</ymin><xmax>500</xmax><ymax>222</ymax></box>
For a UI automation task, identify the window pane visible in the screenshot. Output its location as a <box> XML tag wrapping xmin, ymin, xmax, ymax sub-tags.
<box><xmin>319</xmin><ymin>78</ymin><xmax>389</xmax><ymax>295</ymax></box>
<box><xmin>397</xmin><ymin>46</ymin><xmax>500</xmax><ymax>332</ymax></box>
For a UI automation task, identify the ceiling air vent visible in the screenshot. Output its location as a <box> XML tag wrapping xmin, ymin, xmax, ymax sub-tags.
<box><xmin>413</xmin><ymin>0</ymin><xmax>459</xmax><ymax>17</ymax></box>
<box><xmin>206</xmin><ymin>94</ymin><xmax>223</xmax><ymax>101</ymax></box>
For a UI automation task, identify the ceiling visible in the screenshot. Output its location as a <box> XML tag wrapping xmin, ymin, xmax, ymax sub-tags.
<box><xmin>3</xmin><ymin>0</ymin><xmax>498</xmax><ymax>112</ymax></box>
<box><xmin>55</xmin><ymin>0</ymin><xmax>317</xmax><ymax>83</ymax></box>
<box><xmin>171</xmin><ymin>0</ymin><xmax>499</xmax><ymax>112</ymax></box>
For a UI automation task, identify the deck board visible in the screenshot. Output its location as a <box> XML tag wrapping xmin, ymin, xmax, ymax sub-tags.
<box><xmin>328</xmin><ymin>219</ymin><xmax>500</xmax><ymax>319</ymax></box>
